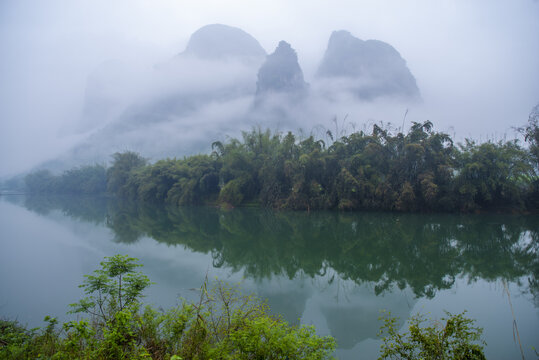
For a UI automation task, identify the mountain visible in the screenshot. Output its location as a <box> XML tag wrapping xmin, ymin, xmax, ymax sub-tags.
<box><xmin>256</xmin><ymin>41</ymin><xmax>308</xmax><ymax>96</ymax></box>
<box><xmin>35</xmin><ymin>27</ymin><xmax>424</xmax><ymax>175</ymax></box>
<box><xmin>42</xmin><ymin>25</ymin><xmax>269</xmax><ymax>170</ymax></box>
<box><xmin>316</xmin><ymin>30</ymin><xmax>420</xmax><ymax>100</ymax></box>
<box><xmin>78</xmin><ymin>60</ymin><xmax>144</xmax><ymax>133</ymax></box>
<box><xmin>181</xmin><ymin>24</ymin><xmax>266</xmax><ymax>63</ymax></box>
<box><xmin>251</xmin><ymin>40</ymin><xmax>309</xmax><ymax>124</ymax></box>
<box><xmin>142</xmin><ymin>24</ymin><xmax>267</xmax><ymax>120</ymax></box>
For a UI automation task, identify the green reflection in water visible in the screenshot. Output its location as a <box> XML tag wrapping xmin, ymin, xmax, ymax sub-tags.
<box><xmin>18</xmin><ymin>195</ymin><xmax>539</xmax><ymax>303</ymax></box>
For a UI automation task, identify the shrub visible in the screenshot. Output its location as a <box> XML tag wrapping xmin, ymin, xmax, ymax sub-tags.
<box><xmin>378</xmin><ymin>311</ymin><xmax>486</xmax><ymax>360</ymax></box>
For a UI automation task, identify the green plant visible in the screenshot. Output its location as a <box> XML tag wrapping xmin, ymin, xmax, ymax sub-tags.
<box><xmin>69</xmin><ymin>254</ymin><xmax>151</xmax><ymax>324</ymax></box>
<box><xmin>378</xmin><ymin>311</ymin><xmax>486</xmax><ymax>360</ymax></box>
<box><xmin>179</xmin><ymin>279</ymin><xmax>336</xmax><ymax>360</ymax></box>
<box><xmin>47</xmin><ymin>255</ymin><xmax>335</xmax><ymax>359</ymax></box>
<box><xmin>0</xmin><ymin>318</ymin><xmax>35</xmax><ymax>358</ymax></box>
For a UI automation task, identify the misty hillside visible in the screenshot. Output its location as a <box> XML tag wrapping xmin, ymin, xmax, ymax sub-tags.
<box><xmin>41</xmin><ymin>24</ymin><xmax>422</xmax><ymax>172</ymax></box>
<box><xmin>182</xmin><ymin>24</ymin><xmax>267</xmax><ymax>62</ymax></box>
<box><xmin>255</xmin><ymin>40</ymin><xmax>308</xmax><ymax>97</ymax></box>
<box><xmin>317</xmin><ymin>30</ymin><xmax>420</xmax><ymax>100</ymax></box>
<box><xmin>251</xmin><ymin>40</ymin><xmax>310</xmax><ymax>122</ymax></box>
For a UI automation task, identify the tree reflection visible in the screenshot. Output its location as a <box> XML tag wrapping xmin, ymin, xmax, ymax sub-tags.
<box><xmin>22</xmin><ymin>195</ymin><xmax>539</xmax><ymax>300</ymax></box>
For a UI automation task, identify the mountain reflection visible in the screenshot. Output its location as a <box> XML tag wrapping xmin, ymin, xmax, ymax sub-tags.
<box><xmin>19</xmin><ymin>195</ymin><xmax>539</xmax><ymax>301</ymax></box>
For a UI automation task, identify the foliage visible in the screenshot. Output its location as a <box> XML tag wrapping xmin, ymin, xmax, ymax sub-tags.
<box><xmin>24</xmin><ymin>164</ymin><xmax>107</xmax><ymax>195</ymax></box>
<box><xmin>519</xmin><ymin>103</ymin><xmax>539</xmax><ymax>169</ymax></box>
<box><xmin>517</xmin><ymin>106</ymin><xmax>539</xmax><ymax>209</ymax></box>
<box><xmin>0</xmin><ymin>316</ymin><xmax>62</xmax><ymax>359</ymax></box>
<box><xmin>454</xmin><ymin>140</ymin><xmax>533</xmax><ymax>211</ymax></box>
<box><xmin>0</xmin><ymin>318</ymin><xmax>35</xmax><ymax>358</ymax></box>
<box><xmin>378</xmin><ymin>311</ymin><xmax>486</xmax><ymax>360</ymax></box>
<box><xmin>172</xmin><ymin>280</ymin><xmax>336</xmax><ymax>360</ymax></box>
<box><xmin>69</xmin><ymin>254</ymin><xmax>151</xmax><ymax>324</ymax></box>
<box><xmin>0</xmin><ymin>255</ymin><xmax>336</xmax><ymax>360</ymax></box>
<box><xmin>111</xmin><ymin>123</ymin><xmax>537</xmax><ymax>212</ymax></box>
<box><xmin>24</xmin><ymin>169</ymin><xmax>56</xmax><ymax>194</ymax></box>
<box><xmin>23</xmin><ymin>121</ymin><xmax>539</xmax><ymax>213</ymax></box>
<box><xmin>107</xmin><ymin>151</ymin><xmax>147</xmax><ymax>198</ymax></box>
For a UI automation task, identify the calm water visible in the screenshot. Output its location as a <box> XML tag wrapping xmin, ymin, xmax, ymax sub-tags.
<box><xmin>1</xmin><ymin>195</ymin><xmax>537</xmax><ymax>359</ymax></box>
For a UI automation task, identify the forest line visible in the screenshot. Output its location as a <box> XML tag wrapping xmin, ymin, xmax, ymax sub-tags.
<box><xmin>24</xmin><ymin>119</ymin><xmax>539</xmax><ymax>213</ymax></box>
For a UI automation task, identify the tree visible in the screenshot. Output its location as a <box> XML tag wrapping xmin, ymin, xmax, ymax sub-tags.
<box><xmin>519</xmin><ymin>103</ymin><xmax>539</xmax><ymax>170</ymax></box>
<box><xmin>107</xmin><ymin>152</ymin><xmax>147</xmax><ymax>197</ymax></box>
<box><xmin>69</xmin><ymin>255</ymin><xmax>151</xmax><ymax>324</ymax></box>
<box><xmin>517</xmin><ymin>104</ymin><xmax>539</xmax><ymax>209</ymax></box>
<box><xmin>24</xmin><ymin>170</ymin><xmax>56</xmax><ymax>194</ymax></box>
<box><xmin>454</xmin><ymin>140</ymin><xmax>533</xmax><ymax>210</ymax></box>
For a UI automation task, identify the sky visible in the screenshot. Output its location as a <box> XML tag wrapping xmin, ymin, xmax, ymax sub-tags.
<box><xmin>1</xmin><ymin>0</ymin><xmax>538</xmax><ymax>178</ymax></box>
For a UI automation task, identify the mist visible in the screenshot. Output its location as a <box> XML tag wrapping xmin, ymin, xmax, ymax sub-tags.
<box><xmin>1</xmin><ymin>0</ymin><xmax>538</xmax><ymax>178</ymax></box>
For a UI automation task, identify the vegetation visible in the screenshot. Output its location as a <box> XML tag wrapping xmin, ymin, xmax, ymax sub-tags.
<box><xmin>0</xmin><ymin>255</ymin><xmax>336</xmax><ymax>360</ymax></box>
<box><xmin>517</xmin><ymin>106</ymin><xmax>539</xmax><ymax>209</ymax></box>
<box><xmin>0</xmin><ymin>255</ymin><xmax>490</xmax><ymax>360</ymax></box>
<box><xmin>378</xmin><ymin>311</ymin><xmax>486</xmax><ymax>359</ymax></box>
<box><xmin>24</xmin><ymin>119</ymin><xmax>539</xmax><ymax>212</ymax></box>
<box><xmin>0</xmin><ymin>254</ymin><xmax>491</xmax><ymax>359</ymax></box>
<box><xmin>24</xmin><ymin>164</ymin><xmax>107</xmax><ymax>195</ymax></box>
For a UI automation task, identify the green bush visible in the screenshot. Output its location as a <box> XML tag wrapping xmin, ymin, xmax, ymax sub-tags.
<box><xmin>378</xmin><ymin>311</ymin><xmax>486</xmax><ymax>360</ymax></box>
<box><xmin>218</xmin><ymin>178</ymin><xmax>246</xmax><ymax>206</ymax></box>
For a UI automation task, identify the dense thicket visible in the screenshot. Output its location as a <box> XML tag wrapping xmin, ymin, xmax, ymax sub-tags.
<box><xmin>25</xmin><ymin>120</ymin><xmax>539</xmax><ymax>212</ymax></box>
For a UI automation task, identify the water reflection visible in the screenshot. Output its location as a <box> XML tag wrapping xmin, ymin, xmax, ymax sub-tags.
<box><xmin>16</xmin><ymin>195</ymin><xmax>539</xmax><ymax>302</ymax></box>
<box><xmin>4</xmin><ymin>195</ymin><xmax>538</xmax><ymax>358</ymax></box>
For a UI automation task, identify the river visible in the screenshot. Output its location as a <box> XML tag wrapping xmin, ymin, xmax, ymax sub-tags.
<box><xmin>0</xmin><ymin>195</ymin><xmax>537</xmax><ymax>359</ymax></box>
